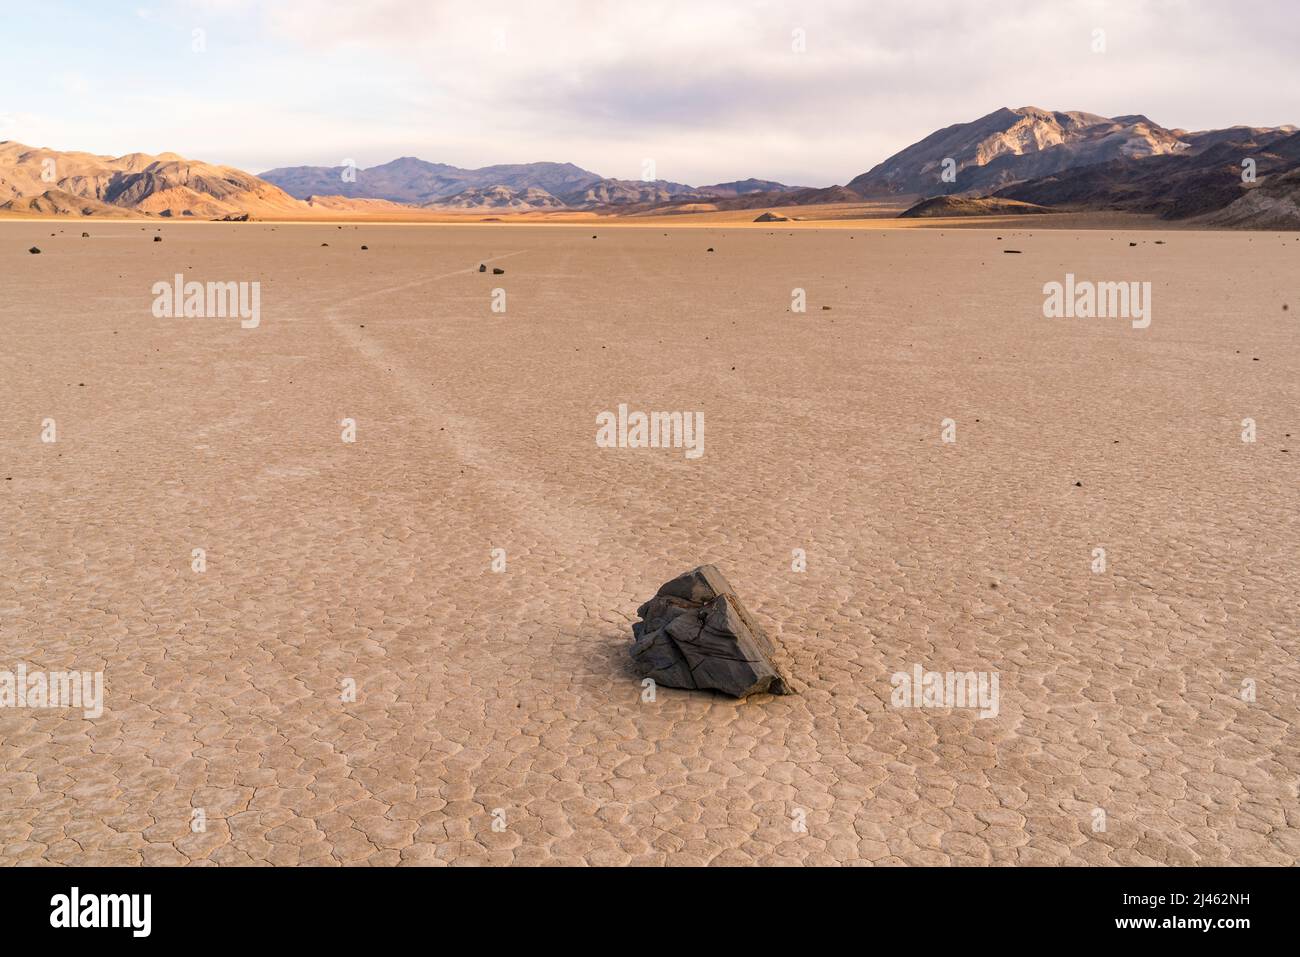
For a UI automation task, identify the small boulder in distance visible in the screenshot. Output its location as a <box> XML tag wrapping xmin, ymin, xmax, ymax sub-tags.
<box><xmin>754</xmin><ymin>211</ymin><xmax>788</xmax><ymax>222</ymax></box>
<box><xmin>28</xmin><ymin>246</ymin><xmax>41</xmax><ymax>254</ymax></box>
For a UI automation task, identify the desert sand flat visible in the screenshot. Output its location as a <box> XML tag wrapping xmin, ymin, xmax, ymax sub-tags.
<box><xmin>1</xmin><ymin>221</ymin><xmax>1297</xmax><ymax>866</ymax></box>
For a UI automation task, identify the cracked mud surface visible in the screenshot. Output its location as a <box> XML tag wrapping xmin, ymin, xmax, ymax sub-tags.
<box><xmin>1</xmin><ymin>222</ymin><xmax>1296</xmax><ymax>865</ymax></box>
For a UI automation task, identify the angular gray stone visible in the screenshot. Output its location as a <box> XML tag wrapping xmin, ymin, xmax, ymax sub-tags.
<box><xmin>630</xmin><ymin>565</ymin><xmax>792</xmax><ymax>698</ymax></box>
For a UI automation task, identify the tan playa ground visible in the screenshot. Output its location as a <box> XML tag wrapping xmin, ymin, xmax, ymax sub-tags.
<box><xmin>1</xmin><ymin>219</ymin><xmax>1297</xmax><ymax>866</ymax></box>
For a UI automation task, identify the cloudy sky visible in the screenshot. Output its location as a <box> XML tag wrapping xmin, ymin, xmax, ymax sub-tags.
<box><xmin>2</xmin><ymin>0</ymin><xmax>1296</xmax><ymax>186</ymax></box>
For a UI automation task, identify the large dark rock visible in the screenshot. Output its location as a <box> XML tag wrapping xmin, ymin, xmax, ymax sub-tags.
<box><xmin>630</xmin><ymin>565</ymin><xmax>792</xmax><ymax>698</ymax></box>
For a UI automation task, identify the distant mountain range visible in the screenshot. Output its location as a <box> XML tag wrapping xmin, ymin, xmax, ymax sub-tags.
<box><xmin>994</xmin><ymin>124</ymin><xmax>1300</xmax><ymax>219</ymax></box>
<box><xmin>259</xmin><ymin>157</ymin><xmax>604</xmax><ymax>206</ymax></box>
<box><xmin>849</xmin><ymin>107</ymin><xmax>1190</xmax><ymax>196</ymax></box>
<box><xmin>434</xmin><ymin>184</ymin><xmax>569</xmax><ymax>210</ymax></box>
<box><xmin>257</xmin><ymin>157</ymin><xmax>796</xmax><ymax>209</ymax></box>
<box><xmin>258</xmin><ymin>107</ymin><xmax>1298</xmax><ymax>223</ymax></box>
<box><xmin>0</xmin><ymin>140</ymin><xmax>304</xmax><ymax>219</ymax></box>
<box><xmin>848</xmin><ymin>106</ymin><xmax>1299</xmax><ymax>225</ymax></box>
<box><xmin>4</xmin><ymin>105</ymin><xmax>1298</xmax><ymax>226</ymax></box>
